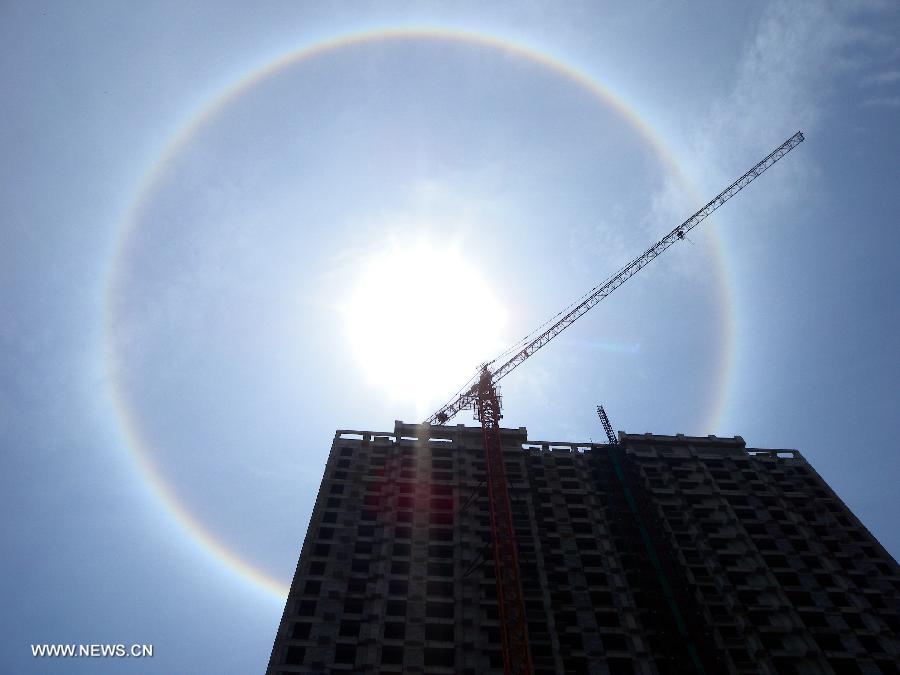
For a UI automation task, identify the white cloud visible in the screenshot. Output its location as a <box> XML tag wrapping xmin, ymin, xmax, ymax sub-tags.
<box><xmin>699</xmin><ymin>4</ymin><xmax>841</xmax><ymax>157</ymax></box>
<box><xmin>862</xmin><ymin>95</ymin><xmax>900</xmax><ymax>107</ymax></box>
<box><xmin>688</xmin><ymin>1</ymin><xmax>897</xmax><ymax>201</ymax></box>
<box><xmin>864</xmin><ymin>69</ymin><xmax>900</xmax><ymax>85</ymax></box>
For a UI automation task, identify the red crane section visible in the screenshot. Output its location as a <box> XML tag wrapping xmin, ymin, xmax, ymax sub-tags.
<box><xmin>474</xmin><ymin>367</ymin><xmax>532</xmax><ymax>675</ymax></box>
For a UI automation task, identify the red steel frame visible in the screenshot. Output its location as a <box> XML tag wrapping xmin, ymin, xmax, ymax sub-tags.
<box><xmin>475</xmin><ymin>367</ymin><xmax>532</xmax><ymax>675</ymax></box>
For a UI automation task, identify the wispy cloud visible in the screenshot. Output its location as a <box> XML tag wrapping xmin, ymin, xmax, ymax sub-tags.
<box><xmin>862</xmin><ymin>96</ymin><xmax>900</xmax><ymax>107</ymax></box>
<box><xmin>864</xmin><ymin>69</ymin><xmax>900</xmax><ymax>85</ymax></box>
<box><xmin>689</xmin><ymin>1</ymin><xmax>897</xmax><ymax>202</ymax></box>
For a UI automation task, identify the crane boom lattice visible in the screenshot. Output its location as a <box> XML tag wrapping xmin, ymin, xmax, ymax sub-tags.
<box><xmin>597</xmin><ymin>405</ymin><xmax>618</xmax><ymax>446</ymax></box>
<box><xmin>425</xmin><ymin>131</ymin><xmax>804</xmax><ymax>427</ymax></box>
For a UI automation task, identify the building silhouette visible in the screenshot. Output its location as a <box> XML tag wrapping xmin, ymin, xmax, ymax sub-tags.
<box><xmin>266</xmin><ymin>421</ymin><xmax>900</xmax><ymax>674</ymax></box>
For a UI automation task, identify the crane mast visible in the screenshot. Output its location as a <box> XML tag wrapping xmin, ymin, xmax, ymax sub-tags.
<box><xmin>597</xmin><ymin>405</ymin><xmax>618</xmax><ymax>446</ymax></box>
<box><xmin>426</xmin><ymin>131</ymin><xmax>804</xmax><ymax>675</ymax></box>
<box><xmin>474</xmin><ymin>367</ymin><xmax>532</xmax><ymax>675</ymax></box>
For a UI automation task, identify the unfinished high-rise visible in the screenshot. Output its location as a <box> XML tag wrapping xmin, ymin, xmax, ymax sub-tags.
<box><xmin>266</xmin><ymin>422</ymin><xmax>899</xmax><ymax>674</ymax></box>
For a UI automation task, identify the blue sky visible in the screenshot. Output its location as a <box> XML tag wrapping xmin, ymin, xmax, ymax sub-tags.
<box><xmin>2</xmin><ymin>2</ymin><xmax>898</xmax><ymax>673</ymax></box>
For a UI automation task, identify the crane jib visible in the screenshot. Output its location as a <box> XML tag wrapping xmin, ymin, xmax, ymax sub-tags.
<box><xmin>426</xmin><ymin>131</ymin><xmax>804</xmax><ymax>426</ymax></box>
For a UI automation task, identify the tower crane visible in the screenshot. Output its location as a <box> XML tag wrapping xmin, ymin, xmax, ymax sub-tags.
<box><xmin>425</xmin><ymin>131</ymin><xmax>804</xmax><ymax>675</ymax></box>
<box><xmin>597</xmin><ymin>405</ymin><xmax>618</xmax><ymax>446</ymax></box>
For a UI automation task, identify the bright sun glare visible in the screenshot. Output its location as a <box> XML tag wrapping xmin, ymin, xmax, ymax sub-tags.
<box><xmin>343</xmin><ymin>241</ymin><xmax>507</xmax><ymax>414</ymax></box>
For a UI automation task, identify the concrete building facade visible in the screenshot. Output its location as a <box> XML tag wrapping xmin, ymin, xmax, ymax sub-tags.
<box><xmin>266</xmin><ymin>422</ymin><xmax>899</xmax><ymax>674</ymax></box>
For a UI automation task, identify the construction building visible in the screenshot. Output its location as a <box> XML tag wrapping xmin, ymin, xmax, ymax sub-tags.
<box><xmin>266</xmin><ymin>421</ymin><xmax>900</xmax><ymax>675</ymax></box>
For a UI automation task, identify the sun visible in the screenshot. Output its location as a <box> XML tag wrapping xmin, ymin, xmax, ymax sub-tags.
<box><xmin>342</xmin><ymin>240</ymin><xmax>507</xmax><ymax>414</ymax></box>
